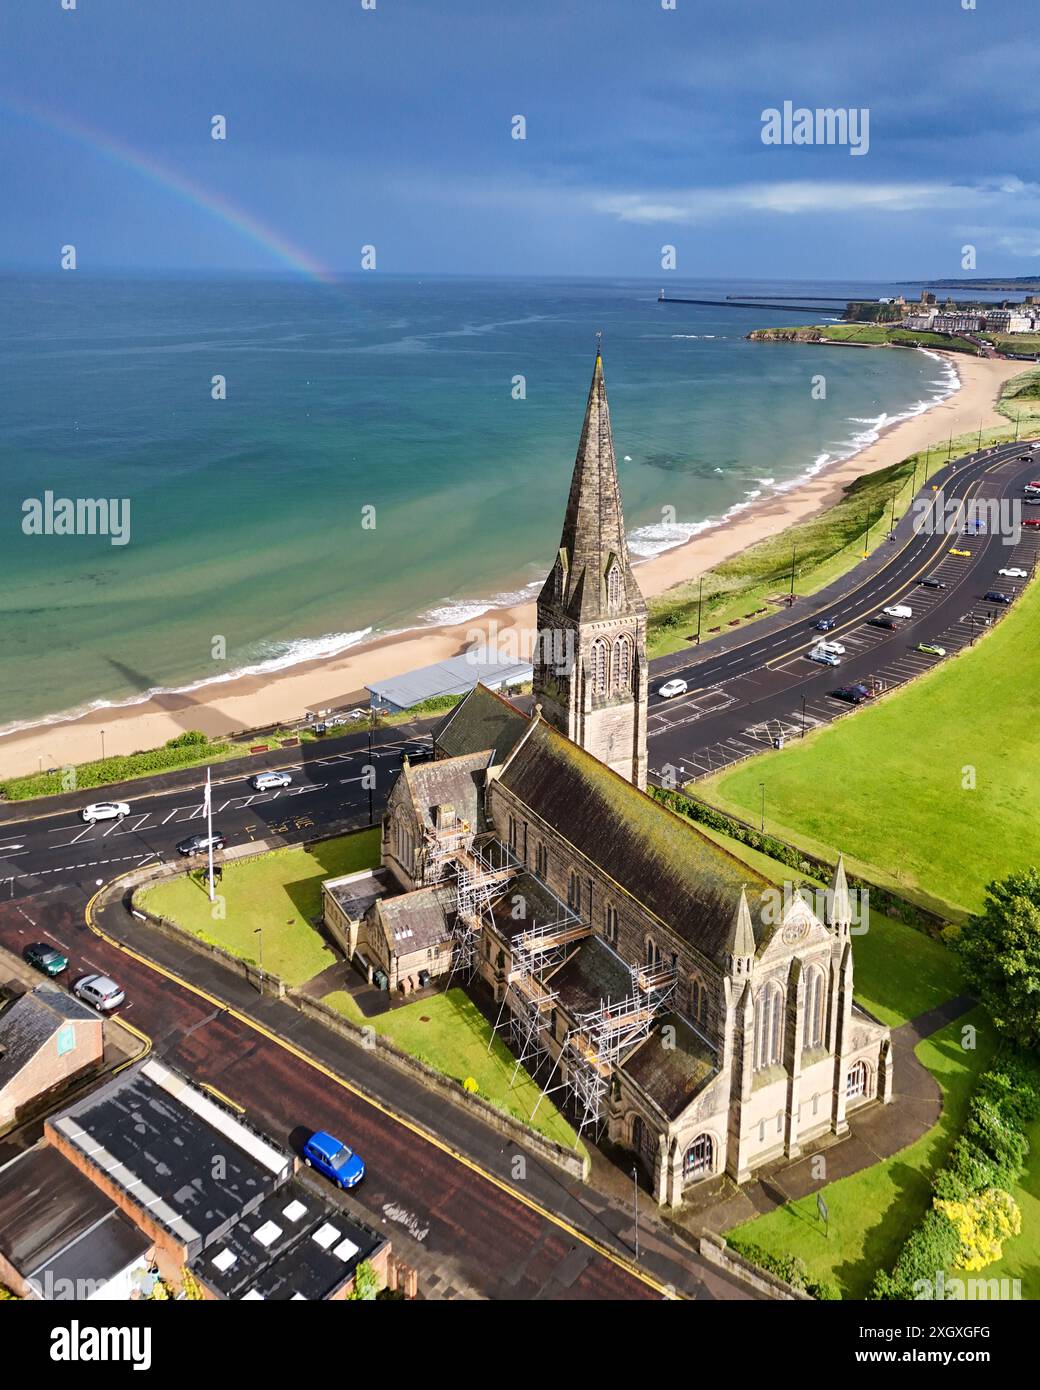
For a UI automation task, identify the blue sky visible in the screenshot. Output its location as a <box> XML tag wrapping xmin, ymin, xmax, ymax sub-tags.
<box><xmin>2</xmin><ymin>0</ymin><xmax>1038</xmax><ymax>279</ymax></box>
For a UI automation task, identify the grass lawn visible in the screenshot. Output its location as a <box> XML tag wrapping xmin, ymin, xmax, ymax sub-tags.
<box><xmin>727</xmin><ymin>1007</ymin><xmax>996</xmax><ymax>1298</ymax></box>
<box><xmin>694</xmin><ymin>824</ymin><xmax>964</xmax><ymax>1028</ymax></box>
<box><xmin>139</xmin><ymin>829</ymin><xmax>380</xmax><ymax>986</ymax></box>
<box><xmin>324</xmin><ymin>986</ymin><xmax>583</xmax><ymax>1152</ymax></box>
<box><xmin>700</xmin><ymin>565</ymin><xmax>1040</xmax><ymax>918</ymax></box>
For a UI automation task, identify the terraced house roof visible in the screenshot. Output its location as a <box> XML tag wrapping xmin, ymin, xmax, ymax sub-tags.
<box><xmin>497</xmin><ymin>719</ymin><xmax>774</xmax><ymax>961</ymax></box>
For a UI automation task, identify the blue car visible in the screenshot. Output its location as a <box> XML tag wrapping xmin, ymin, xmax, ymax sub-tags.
<box><xmin>302</xmin><ymin>1130</ymin><xmax>365</xmax><ymax>1189</ymax></box>
<box><xmin>814</xmin><ymin>617</ymin><xmax>836</xmax><ymax>632</ymax></box>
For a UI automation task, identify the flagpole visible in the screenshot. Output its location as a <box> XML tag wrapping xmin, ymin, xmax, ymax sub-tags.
<box><xmin>206</xmin><ymin>767</ymin><xmax>215</xmax><ymax>903</ymax></box>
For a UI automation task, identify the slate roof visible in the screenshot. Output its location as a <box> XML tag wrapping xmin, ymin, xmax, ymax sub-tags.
<box><xmin>376</xmin><ymin>884</ymin><xmax>454</xmax><ymax>952</ymax></box>
<box><xmin>432</xmin><ymin>682</ymin><xmax>530</xmax><ymax>763</ymax></box>
<box><xmin>488</xmin><ymin>871</ymin><xmax>578</xmax><ymax>945</ymax></box>
<box><xmin>0</xmin><ymin>984</ymin><xmax>99</xmax><ymax>1091</ymax></box>
<box><xmin>0</xmin><ymin>1143</ymin><xmax>150</xmax><ymax>1296</ymax></box>
<box><xmin>547</xmin><ymin>936</ymin><xmax>635</xmax><ymax>1016</ymax></box>
<box><xmin>401</xmin><ymin>750</ymin><xmax>491</xmax><ymax>833</ymax></box>
<box><xmin>497</xmin><ymin>719</ymin><xmax>774</xmax><ymax>962</ymax></box>
<box><xmin>620</xmin><ymin>1014</ymin><xmax>717</xmax><ymax>1121</ymax></box>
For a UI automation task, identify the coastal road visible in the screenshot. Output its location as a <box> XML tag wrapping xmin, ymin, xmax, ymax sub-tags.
<box><xmin>643</xmin><ymin>439</ymin><xmax>1040</xmax><ymax>782</ymax></box>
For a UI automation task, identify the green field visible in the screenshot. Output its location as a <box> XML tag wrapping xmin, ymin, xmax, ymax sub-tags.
<box><xmin>323</xmin><ymin>986</ymin><xmax>582</xmax><ymax>1151</ymax></box>
<box><xmin>701</xmin><ymin>567</ymin><xmax>1040</xmax><ymax>918</ymax></box>
<box><xmin>750</xmin><ymin>323</ymin><xmax>981</xmax><ymax>354</ymax></box>
<box><xmin>728</xmin><ymin>1009</ymin><xmax>996</xmax><ymax>1298</ymax></box>
<box><xmin>140</xmin><ymin>830</ymin><xmax>381</xmax><ymax>985</ymax></box>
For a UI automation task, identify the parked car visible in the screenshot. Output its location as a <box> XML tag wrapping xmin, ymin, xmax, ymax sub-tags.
<box><xmin>251</xmin><ymin>770</ymin><xmax>292</xmax><ymax>791</ymax></box>
<box><xmin>867</xmin><ymin>615</ymin><xmax>899</xmax><ymax>630</ymax></box>
<box><xmin>984</xmin><ymin>590</ymin><xmax>1012</xmax><ymax>605</ymax></box>
<box><xmin>815</xmin><ymin>639</ymin><xmax>846</xmax><ymax>655</ymax></box>
<box><xmin>813</xmin><ymin>617</ymin><xmax>836</xmax><ymax>632</ymax></box>
<box><xmin>302</xmin><ymin>1130</ymin><xmax>365</xmax><ymax>1190</ymax></box>
<box><xmin>81</xmin><ymin>801</ymin><xmax>130</xmax><ymax>823</ymax></box>
<box><xmin>398</xmin><ymin>745</ymin><xmax>435</xmax><ymax>765</ymax></box>
<box><xmin>23</xmin><ymin>941</ymin><xmax>69</xmax><ymax>977</ymax></box>
<box><xmin>916</xmin><ymin>643</ymin><xmax>946</xmax><ymax>657</ymax></box>
<box><xmin>883</xmin><ymin>604</ymin><xmax>912</xmax><ymax>619</ymax></box>
<box><xmin>1024</xmin><ymin>496</ymin><xmax>1040</xmax><ymax>506</ymax></box>
<box><xmin>808</xmin><ymin>647</ymin><xmax>841</xmax><ymax>667</ymax></box>
<box><xmin>948</xmin><ymin>548</ymin><xmax>972</xmax><ymax>557</ymax></box>
<box><xmin>918</xmin><ymin>577</ymin><xmax>946</xmax><ymax>589</ymax></box>
<box><xmin>348</xmin><ymin>709</ymin><xmax>366</xmax><ymax>721</ymax></box>
<box><xmin>831</xmin><ymin>684</ymin><xmax>873</xmax><ymax>705</ymax></box>
<box><xmin>1024</xmin><ymin>518</ymin><xmax>1040</xmax><ymax>530</ymax></box>
<box><xmin>658</xmin><ymin>678</ymin><xmax>688</xmax><ymax>699</ymax></box>
<box><xmin>176</xmin><ymin>832</ymin><xmax>226</xmax><ymax>856</ymax></box>
<box><xmin>998</xmin><ymin>567</ymin><xmax>1028</xmax><ymax>579</ymax></box>
<box><xmin>73</xmin><ymin>974</ymin><xmax>125</xmax><ymax>1012</ymax></box>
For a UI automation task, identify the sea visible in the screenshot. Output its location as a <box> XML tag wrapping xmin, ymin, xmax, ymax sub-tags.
<box><xmin>0</xmin><ymin>273</ymin><xmax>961</xmax><ymax>732</ymax></box>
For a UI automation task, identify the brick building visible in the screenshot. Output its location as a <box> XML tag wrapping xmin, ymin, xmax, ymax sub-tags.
<box><xmin>0</xmin><ymin>982</ymin><xmax>103</xmax><ymax>1130</ymax></box>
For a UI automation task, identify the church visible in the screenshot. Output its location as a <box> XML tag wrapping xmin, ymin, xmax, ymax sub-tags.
<box><xmin>331</xmin><ymin>350</ymin><xmax>893</xmax><ymax>1207</ymax></box>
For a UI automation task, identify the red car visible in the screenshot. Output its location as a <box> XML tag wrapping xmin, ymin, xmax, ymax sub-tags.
<box><xmin>1024</xmin><ymin>518</ymin><xmax>1040</xmax><ymax>530</ymax></box>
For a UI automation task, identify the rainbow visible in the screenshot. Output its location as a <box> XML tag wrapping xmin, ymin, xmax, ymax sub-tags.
<box><xmin>4</xmin><ymin>91</ymin><xmax>336</xmax><ymax>283</ymax></box>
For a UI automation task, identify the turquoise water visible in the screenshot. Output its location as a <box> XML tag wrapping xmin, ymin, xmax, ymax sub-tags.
<box><xmin>0</xmin><ymin>274</ymin><xmax>951</xmax><ymax>728</ymax></box>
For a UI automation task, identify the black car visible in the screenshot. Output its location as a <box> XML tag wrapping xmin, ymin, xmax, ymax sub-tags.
<box><xmin>983</xmin><ymin>590</ymin><xmax>1012</xmax><ymax>605</ymax></box>
<box><xmin>813</xmin><ymin>617</ymin><xmax>836</xmax><ymax>632</ymax></box>
<box><xmin>398</xmin><ymin>745</ymin><xmax>435</xmax><ymax>765</ymax></box>
<box><xmin>831</xmin><ymin>683</ymin><xmax>873</xmax><ymax>705</ymax></box>
<box><xmin>23</xmin><ymin>941</ymin><xmax>69</xmax><ymax>976</ymax></box>
<box><xmin>919</xmin><ymin>577</ymin><xmax>946</xmax><ymax>589</ymax></box>
<box><xmin>867</xmin><ymin>615</ymin><xmax>899</xmax><ymax>630</ymax></box>
<box><xmin>176</xmin><ymin>832</ymin><xmax>226</xmax><ymax>856</ymax></box>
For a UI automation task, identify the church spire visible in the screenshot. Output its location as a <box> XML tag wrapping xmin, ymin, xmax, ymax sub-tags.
<box><xmin>539</xmin><ymin>350</ymin><xmax>645</xmax><ymax>623</ymax></box>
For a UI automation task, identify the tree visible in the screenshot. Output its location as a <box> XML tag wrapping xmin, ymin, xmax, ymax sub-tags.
<box><xmin>953</xmin><ymin>868</ymin><xmax>1040</xmax><ymax>1048</ymax></box>
<box><xmin>347</xmin><ymin>1260</ymin><xmax>380</xmax><ymax>1301</ymax></box>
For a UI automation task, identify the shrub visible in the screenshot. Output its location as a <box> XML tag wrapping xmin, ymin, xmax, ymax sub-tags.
<box><xmin>934</xmin><ymin>1189</ymin><xmax>1021</xmax><ymax>1272</ymax></box>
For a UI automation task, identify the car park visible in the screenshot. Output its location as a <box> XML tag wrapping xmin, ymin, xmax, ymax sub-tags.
<box><xmin>949</xmin><ymin>548</ymin><xmax>971</xmax><ymax>557</ymax></box>
<box><xmin>808</xmin><ymin>647</ymin><xmax>841</xmax><ymax>666</ymax></box>
<box><xmin>73</xmin><ymin>974</ymin><xmax>125</xmax><ymax>1012</ymax></box>
<box><xmin>81</xmin><ymin>801</ymin><xmax>130</xmax><ymax>823</ymax></box>
<box><xmin>176</xmin><ymin>832</ymin><xmax>226</xmax><ymax>856</ymax></box>
<box><xmin>919</xmin><ymin>577</ymin><xmax>946</xmax><ymax>589</ymax></box>
<box><xmin>658</xmin><ymin>678</ymin><xmax>688</xmax><ymax>699</ymax></box>
<box><xmin>984</xmin><ymin>590</ymin><xmax>1012</xmax><ymax>604</ymax></box>
<box><xmin>302</xmin><ymin>1130</ymin><xmax>365</xmax><ymax>1190</ymax></box>
<box><xmin>916</xmin><ymin>643</ymin><xmax>946</xmax><ymax>657</ymax></box>
<box><xmin>998</xmin><ymin>568</ymin><xmax>1027</xmax><ymax>579</ymax></box>
<box><xmin>868</xmin><ymin>615</ymin><xmax>899</xmax><ymax>630</ymax></box>
<box><xmin>883</xmin><ymin>604</ymin><xmax>912</xmax><ymax>619</ymax></box>
<box><xmin>250</xmin><ymin>770</ymin><xmax>292</xmax><ymax>791</ymax></box>
<box><xmin>23</xmin><ymin>942</ymin><xmax>69</xmax><ymax>977</ymax></box>
<box><xmin>813</xmin><ymin>617</ymin><xmax>836</xmax><ymax>632</ymax></box>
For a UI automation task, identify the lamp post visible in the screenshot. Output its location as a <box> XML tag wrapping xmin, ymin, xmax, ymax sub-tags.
<box><xmin>801</xmin><ymin>694</ymin><xmax>807</xmax><ymax>738</ymax></box>
<box><xmin>368</xmin><ymin>711</ymin><xmax>376</xmax><ymax>826</ymax></box>
<box><xmin>632</xmin><ymin>1165</ymin><xmax>640</xmax><ymax>1261</ymax></box>
<box><xmin>695</xmin><ymin>575</ymin><xmax>704</xmax><ymax>645</ymax></box>
<box><xmin>759</xmin><ymin>782</ymin><xmax>766</xmax><ymax>833</ymax></box>
<box><xmin>100</xmin><ymin>729</ymin><xmax>106</xmax><ymax>761</ymax></box>
<box><xmin>254</xmin><ymin>926</ymin><xmax>263</xmax><ymax>993</ymax></box>
<box><xmin>789</xmin><ymin>547</ymin><xmax>797</xmax><ymax>603</ymax></box>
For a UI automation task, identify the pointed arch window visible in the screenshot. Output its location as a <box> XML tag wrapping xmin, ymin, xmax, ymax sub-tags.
<box><xmin>689</xmin><ymin>974</ymin><xmax>708</xmax><ymax>1026</ymax></box>
<box><xmin>803</xmin><ymin>966</ymin><xmax>826</xmax><ymax>1050</ymax></box>
<box><xmin>683</xmin><ymin>1133</ymin><xmax>713</xmax><ymax>1179</ymax></box>
<box><xmin>754</xmin><ymin>981</ymin><xmax>785</xmax><ymax>1071</ymax></box>
<box><xmin>590</xmin><ymin>638</ymin><xmax>609</xmax><ymax>696</ymax></box>
<box><xmin>606</xmin><ymin>562</ymin><xmax>622</xmax><ymax>612</ymax></box>
<box><xmin>613</xmin><ymin>635</ymin><xmax>633</xmax><ymax>691</ymax></box>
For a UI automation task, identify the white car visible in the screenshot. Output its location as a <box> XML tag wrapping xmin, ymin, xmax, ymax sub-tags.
<box><xmin>998</xmin><ymin>567</ymin><xmax>1028</xmax><ymax>579</ymax></box>
<box><xmin>883</xmin><ymin>604</ymin><xmax>913</xmax><ymax>619</ymax></box>
<box><xmin>348</xmin><ymin>709</ymin><xmax>366</xmax><ymax>721</ymax></box>
<box><xmin>658</xmin><ymin>678</ymin><xmax>688</xmax><ymax>699</ymax></box>
<box><xmin>81</xmin><ymin>801</ymin><xmax>130</xmax><ymax>823</ymax></box>
<box><xmin>73</xmin><ymin>974</ymin><xmax>125</xmax><ymax>1012</ymax></box>
<box><xmin>808</xmin><ymin>647</ymin><xmax>841</xmax><ymax>667</ymax></box>
<box><xmin>815</xmin><ymin>639</ymin><xmax>846</xmax><ymax>656</ymax></box>
<box><xmin>251</xmin><ymin>770</ymin><xmax>292</xmax><ymax>791</ymax></box>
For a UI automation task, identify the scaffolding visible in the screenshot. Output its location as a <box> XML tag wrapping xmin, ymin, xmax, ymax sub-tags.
<box><xmin>534</xmin><ymin>957</ymin><xmax>677</xmax><ymax>1140</ymax></box>
<box><xmin>442</xmin><ymin>837</ymin><xmax>519</xmax><ymax>989</ymax></box>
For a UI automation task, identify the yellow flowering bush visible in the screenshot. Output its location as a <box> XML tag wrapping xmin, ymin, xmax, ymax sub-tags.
<box><xmin>934</xmin><ymin>1187</ymin><xmax>1021</xmax><ymax>1271</ymax></box>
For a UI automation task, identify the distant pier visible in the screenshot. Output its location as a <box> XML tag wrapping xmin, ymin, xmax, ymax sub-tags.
<box><xmin>658</xmin><ymin>292</ymin><xmax>834</xmax><ymax>314</ymax></box>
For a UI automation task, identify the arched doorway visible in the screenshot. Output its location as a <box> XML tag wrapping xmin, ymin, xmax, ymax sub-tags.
<box><xmin>683</xmin><ymin>1133</ymin><xmax>714</xmax><ymax>1182</ymax></box>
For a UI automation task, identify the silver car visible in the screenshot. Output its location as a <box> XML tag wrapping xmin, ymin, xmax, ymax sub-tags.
<box><xmin>74</xmin><ymin>974</ymin><xmax>126</xmax><ymax>1012</ymax></box>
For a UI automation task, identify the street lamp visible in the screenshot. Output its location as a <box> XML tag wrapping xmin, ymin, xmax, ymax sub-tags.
<box><xmin>801</xmin><ymin>694</ymin><xmax>807</xmax><ymax>738</ymax></box>
<box><xmin>100</xmin><ymin>729</ymin><xmax>106</xmax><ymax>761</ymax></box>
<box><xmin>759</xmin><ymin>782</ymin><xmax>766</xmax><ymax>833</ymax></box>
<box><xmin>254</xmin><ymin>926</ymin><xmax>264</xmax><ymax>993</ymax></box>
<box><xmin>695</xmin><ymin>575</ymin><xmax>704</xmax><ymax>645</ymax></box>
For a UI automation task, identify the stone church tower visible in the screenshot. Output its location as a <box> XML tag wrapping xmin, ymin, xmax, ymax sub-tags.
<box><xmin>533</xmin><ymin>349</ymin><xmax>648</xmax><ymax>788</ymax></box>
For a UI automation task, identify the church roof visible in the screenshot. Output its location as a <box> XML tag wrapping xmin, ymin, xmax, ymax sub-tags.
<box><xmin>538</xmin><ymin>353</ymin><xmax>646</xmax><ymax>623</ymax></box>
<box><xmin>497</xmin><ymin>719</ymin><xmax>773</xmax><ymax>961</ymax></box>
<box><xmin>375</xmin><ymin>884</ymin><xmax>454</xmax><ymax>953</ymax></box>
<box><xmin>432</xmin><ymin>683</ymin><xmax>529</xmax><ymax>764</ymax></box>
<box><xmin>400</xmin><ymin>750</ymin><xmax>490</xmax><ymax>833</ymax></box>
<box><xmin>620</xmin><ymin>1014</ymin><xmax>717</xmax><ymax>1121</ymax></box>
<box><xmin>546</xmin><ymin>935</ymin><xmax>635</xmax><ymax>1016</ymax></box>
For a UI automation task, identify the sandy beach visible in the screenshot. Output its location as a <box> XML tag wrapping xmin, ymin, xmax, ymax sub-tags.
<box><xmin>0</xmin><ymin>350</ymin><xmax>1026</xmax><ymax>782</ymax></box>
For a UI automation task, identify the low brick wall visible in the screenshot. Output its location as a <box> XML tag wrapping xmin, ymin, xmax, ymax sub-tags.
<box><xmin>697</xmin><ymin>1232</ymin><xmax>812</xmax><ymax>1301</ymax></box>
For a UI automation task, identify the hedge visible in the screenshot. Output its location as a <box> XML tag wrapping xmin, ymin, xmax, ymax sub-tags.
<box><xmin>727</xmin><ymin>1242</ymin><xmax>841</xmax><ymax>1301</ymax></box>
<box><xmin>870</xmin><ymin>1051</ymin><xmax>1040</xmax><ymax>1299</ymax></box>
<box><xmin>1</xmin><ymin>730</ymin><xmax>234</xmax><ymax>801</ymax></box>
